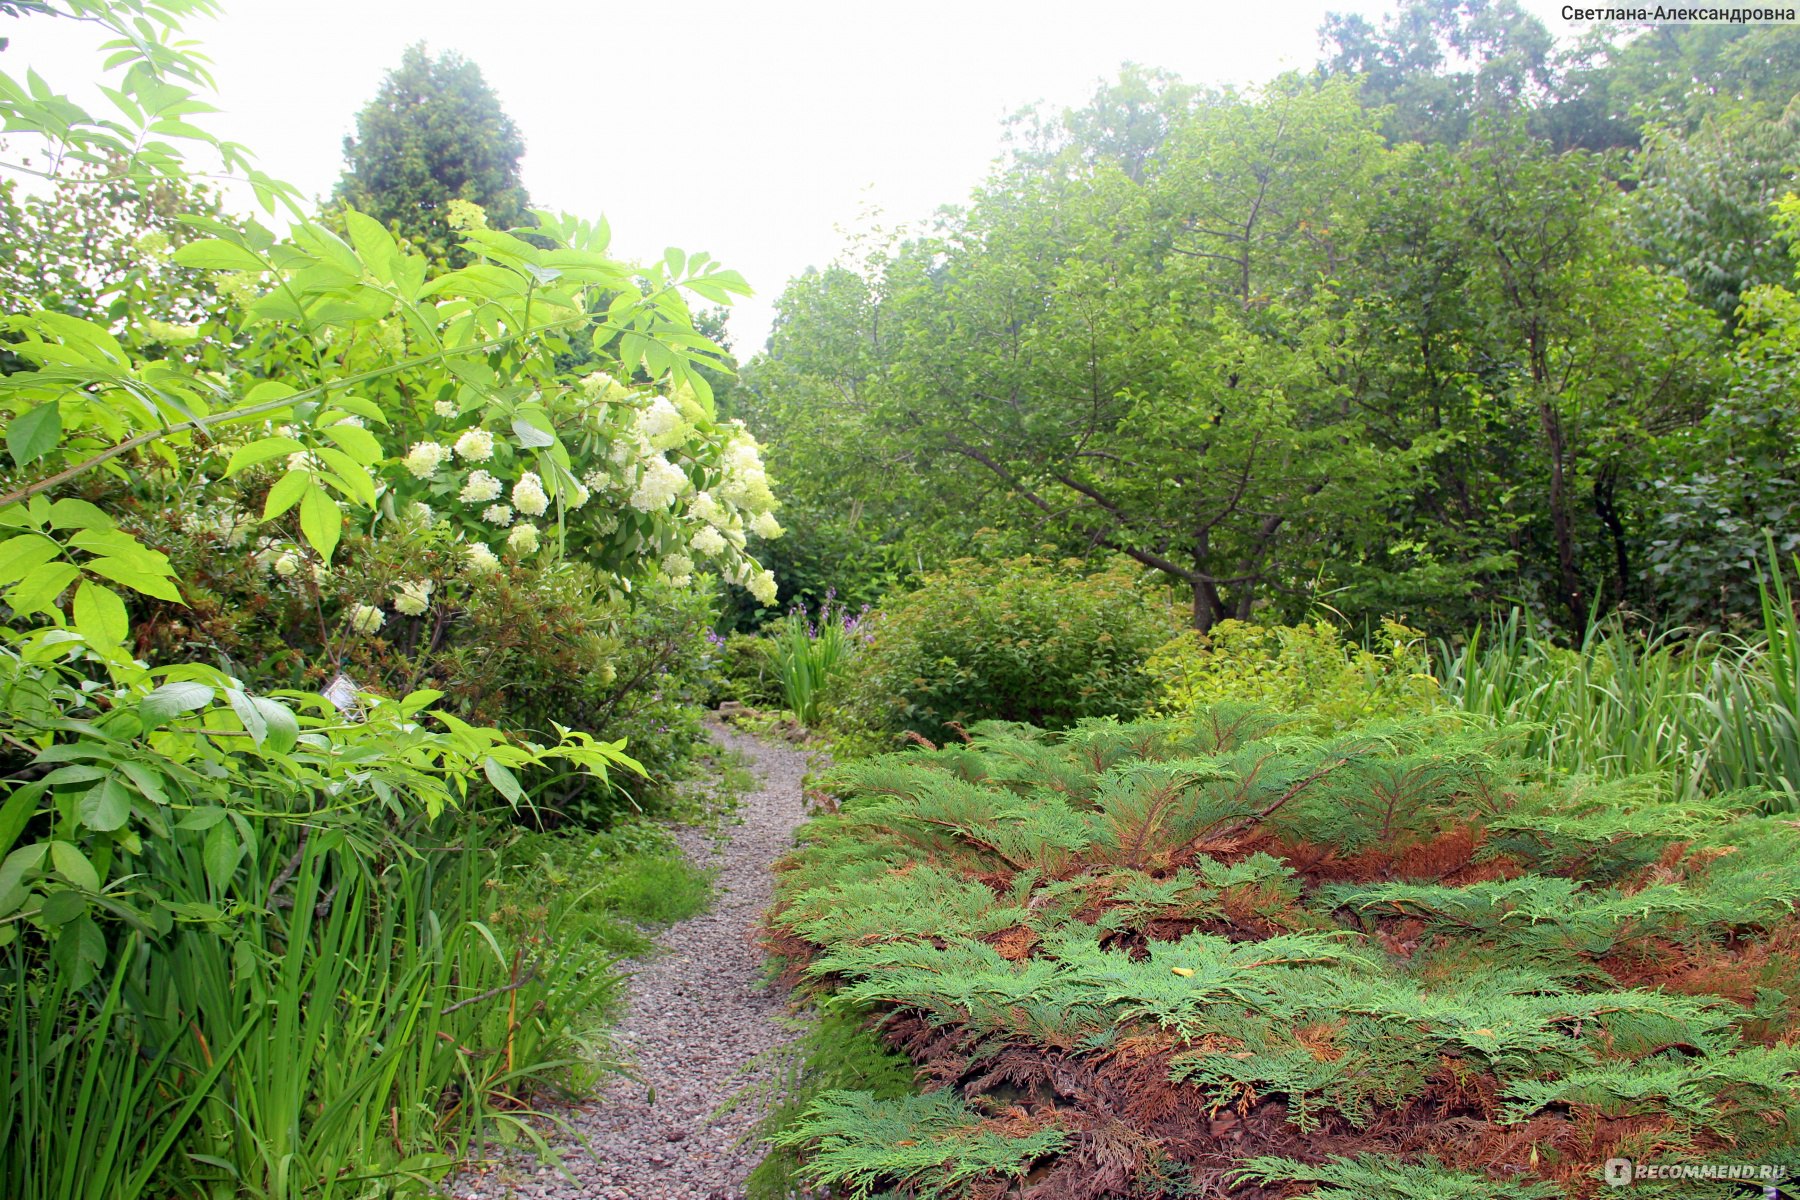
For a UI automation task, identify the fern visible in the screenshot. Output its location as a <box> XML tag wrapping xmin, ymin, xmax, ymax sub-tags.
<box><xmin>1233</xmin><ymin>1154</ymin><xmax>1561</xmax><ymax>1199</ymax></box>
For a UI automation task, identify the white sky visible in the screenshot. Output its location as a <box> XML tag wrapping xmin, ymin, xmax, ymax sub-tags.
<box><xmin>11</xmin><ymin>0</ymin><xmax>1583</xmax><ymax>352</ymax></box>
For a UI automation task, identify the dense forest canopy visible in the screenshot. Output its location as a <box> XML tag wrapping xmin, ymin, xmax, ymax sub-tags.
<box><xmin>740</xmin><ymin>1</ymin><xmax>1800</xmax><ymax>633</ymax></box>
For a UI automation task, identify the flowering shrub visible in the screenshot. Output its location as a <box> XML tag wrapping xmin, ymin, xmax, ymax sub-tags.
<box><xmin>839</xmin><ymin>557</ymin><xmax>1181</xmax><ymax>746</ymax></box>
<box><xmin>1145</xmin><ymin>618</ymin><xmax>1442</xmax><ymax>733</ymax></box>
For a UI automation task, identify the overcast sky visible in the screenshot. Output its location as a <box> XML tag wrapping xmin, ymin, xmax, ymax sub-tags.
<box><xmin>13</xmin><ymin>0</ymin><xmax>1586</xmax><ymax>352</ymax></box>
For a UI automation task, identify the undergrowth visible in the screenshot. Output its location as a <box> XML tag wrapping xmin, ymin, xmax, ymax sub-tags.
<box><xmin>758</xmin><ymin>707</ymin><xmax>1800</xmax><ymax>1198</ymax></box>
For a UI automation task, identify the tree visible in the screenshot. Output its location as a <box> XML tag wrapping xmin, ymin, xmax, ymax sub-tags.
<box><xmin>752</xmin><ymin>77</ymin><xmax>1411</xmax><ymax>630</ymax></box>
<box><xmin>334</xmin><ymin>43</ymin><xmax>531</xmax><ymax>257</ymax></box>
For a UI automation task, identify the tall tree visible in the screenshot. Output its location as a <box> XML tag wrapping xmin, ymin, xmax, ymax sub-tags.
<box><xmin>334</xmin><ymin>43</ymin><xmax>531</xmax><ymax>257</ymax></box>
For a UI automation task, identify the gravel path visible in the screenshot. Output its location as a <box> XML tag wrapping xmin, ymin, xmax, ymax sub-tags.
<box><xmin>450</xmin><ymin>722</ymin><xmax>810</xmax><ymax>1200</ymax></box>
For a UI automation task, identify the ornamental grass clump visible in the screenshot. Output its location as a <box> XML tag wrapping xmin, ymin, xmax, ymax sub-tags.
<box><xmin>772</xmin><ymin>593</ymin><xmax>869</xmax><ymax>727</ymax></box>
<box><xmin>761</xmin><ymin>708</ymin><xmax>1800</xmax><ymax>1199</ymax></box>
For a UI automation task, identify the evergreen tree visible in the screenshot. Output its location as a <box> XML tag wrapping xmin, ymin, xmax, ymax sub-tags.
<box><xmin>334</xmin><ymin>43</ymin><xmax>531</xmax><ymax>258</ymax></box>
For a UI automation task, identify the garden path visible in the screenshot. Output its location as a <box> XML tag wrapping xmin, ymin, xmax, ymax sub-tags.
<box><xmin>449</xmin><ymin>722</ymin><xmax>811</xmax><ymax>1200</ymax></box>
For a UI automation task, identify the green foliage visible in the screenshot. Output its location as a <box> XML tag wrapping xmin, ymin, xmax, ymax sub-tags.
<box><xmin>763</xmin><ymin>710</ymin><xmax>1800</xmax><ymax>1197</ymax></box>
<box><xmin>838</xmin><ymin>557</ymin><xmax>1180</xmax><ymax>746</ymax></box>
<box><xmin>711</xmin><ymin>630</ymin><xmax>782</xmax><ymax>707</ymax></box>
<box><xmin>334</xmin><ymin>43</ymin><xmax>531</xmax><ymax>260</ymax></box>
<box><xmin>771</xmin><ymin>594</ymin><xmax>867</xmax><ymax>727</ymax></box>
<box><xmin>1146</xmin><ymin>618</ymin><xmax>1441</xmax><ymax>733</ymax></box>
<box><xmin>1437</xmin><ymin>569</ymin><xmax>1800</xmax><ymax>812</ymax></box>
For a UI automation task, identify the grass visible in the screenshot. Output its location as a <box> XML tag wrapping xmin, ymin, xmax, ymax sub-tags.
<box><xmin>1435</xmin><ymin>563</ymin><xmax>1800</xmax><ymax>811</ymax></box>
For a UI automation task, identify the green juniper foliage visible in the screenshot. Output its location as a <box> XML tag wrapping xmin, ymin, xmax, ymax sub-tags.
<box><xmin>762</xmin><ymin>710</ymin><xmax>1800</xmax><ymax>1198</ymax></box>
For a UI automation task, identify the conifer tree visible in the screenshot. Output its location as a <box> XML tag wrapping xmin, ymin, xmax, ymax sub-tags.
<box><xmin>334</xmin><ymin>43</ymin><xmax>531</xmax><ymax>258</ymax></box>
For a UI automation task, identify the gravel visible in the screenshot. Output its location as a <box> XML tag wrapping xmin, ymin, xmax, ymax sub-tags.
<box><xmin>447</xmin><ymin>722</ymin><xmax>811</xmax><ymax>1200</ymax></box>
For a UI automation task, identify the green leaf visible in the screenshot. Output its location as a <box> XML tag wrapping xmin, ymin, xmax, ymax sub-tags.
<box><xmin>330</xmin><ymin>395</ymin><xmax>390</xmax><ymax>425</ymax></box>
<box><xmin>226</xmin><ymin>687</ymin><xmax>266</xmax><ymax>745</ymax></box>
<box><xmin>263</xmin><ymin>468</ymin><xmax>311</xmax><ymax>519</ymax></box>
<box><xmin>225</xmin><ymin>436</ymin><xmax>305</xmax><ymax>476</ymax></box>
<box><xmin>483</xmin><ymin>756</ymin><xmax>524</xmax><ymax>803</ymax></box>
<box><xmin>8</xmin><ymin>561</ymin><xmax>80</xmax><ymax>616</ymax></box>
<box><xmin>512</xmin><ymin>416</ymin><xmax>556</xmax><ymax>449</ymax></box>
<box><xmin>299</xmin><ymin>486</ymin><xmax>342</xmax><ymax>562</ymax></box>
<box><xmin>0</xmin><ymin>534</ymin><xmax>62</xmax><ymax>587</ymax></box>
<box><xmin>77</xmin><ymin>775</ymin><xmax>132</xmax><ymax>832</ymax></box>
<box><xmin>73</xmin><ymin>579</ymin><xmax>129</xmax><ymax>646</ymax></box>
<box><xmin>173</xmin><ymin>238</ymin><xmax>266</xmax><ymax>272</ymax></box>
<box><xmin>47</xmin><ymin>498</ymin><xmax>115</xmax><ymax>530</ymax></box>
<box><xmin>0</xmin><ymin>843</ymin><xmax>47</xmax><ymax>917</ymax></box>
<box><xmin>203</xmin><ymin>821</ymin><xmax>240</xmax><ymax>892</ymax></box>
<box><xmin>7</xmin><ymin>402</ymin><xmax>62</xmax><ymax>467</ymax></box>
<box><xmin>320</xmin><ymin>422</ymin><xmax>383</xmax><ymax>464</ymax></box>
<box><xmin>48</xmin><ymin>840</ymin><xmax>99</xmax><ymax>891</ymax></box>
<box><xmin>139</xmin><ymin>681</ymin><xmax>215</xmax><ymax>725</ymax></box>
<box><xmin>83</xmin><ymin>557</ymin><xmax>181</xmax><ymax>603</ymax></box>
<box><xmin>250</xmin><ymin>696</ymin><xmax>299</xmax><ymax>754</ymax></box>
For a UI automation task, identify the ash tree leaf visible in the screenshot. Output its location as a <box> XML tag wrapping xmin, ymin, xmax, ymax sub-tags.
<box><xmin>8</xmin><ymin>561</ymin><xmax>81</xmax><ymax>616</ymax></box>
<box><xmin>139</xmin><ymin>681</ymin><xmax>215</xmax><ymax>725</ymax></box>
<box><xmin>226</xmin><ymin>436</ymin><xmax>306</xmax><ymax>476</ymax></box>
<box><xmin>511</xmin><ymin>417</ymin><xmax>555</xmax><ymax>449</ymax></box>
<box><xmin>299</xmin><ymin>486</ymin><xmax>342</xmax><ymax>562</ymax></box>
<box><xmin>203</xmin><ymin>821</ymin><xmax>241</xmax><ymax>892</ymax></box>
<box><xmin>48</xmin><ymin>840</ymin><xmax>99</xmax><ymax>891</ymax></box>
<box><xmin>250</xmin><ymin>696</ymin><xmax>299</xmax><ymax>754</ymax></box>
<box><xmin>77</xmin><ymin>774</ymin><xmax>132</xmax><ymax>832</ymax></box>
<box><xmin>482</xmin><ymin>756</ymin><xmax>523</xmax><ymax>803</ymax></box>
<box><xmin>226</xmin><ymin>687</ymin><xmax>266</xmax><ymax>745</ymax></box>
<box><xmin>263</xmin><ymin>469</ymin><xmax>311</xmax><ymax>519</ymax></box>
<box><xmin>172</xmin><ymin>238</ymin><xmax>266</xmax><ymax>272</ymax></box>
<box><xmin>7</xmin><ymin>401</ymin><xmax>61</xmax><ymax>467</ymax></box>
<box><xmin>73</xmin><ymin>579</ymin><xmax>129</xmax><ymax>646</ymax></box>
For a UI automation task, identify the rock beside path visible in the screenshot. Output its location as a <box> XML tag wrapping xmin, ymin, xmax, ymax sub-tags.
<box><xmin>449</xmin><ymin>723</ymin><xmax>811</xmax><ymax>1200</ymax></box>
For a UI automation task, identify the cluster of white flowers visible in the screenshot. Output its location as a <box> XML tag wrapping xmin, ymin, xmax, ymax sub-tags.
<box><xmin>628</xmin><ymin>454</ymin><xmax>687</xmax><ymax>512</ymax></box>
<box><xmin>459</xmin><ymin>470</ymin><xmax>502</xmax><ymax>503</ymax></box>
<box><xmin>507</xmin><ymin>522</ymin><xmax>540</xmax><ymax>554</ymax></box>
<box><xmin>751</xmin><ymin>511</ymin><xmax>784</xmax><ymax>539</ymax></box>
<box><xmin>638</xmin><ymin>395</ymin><xmax>684</xmax><ymax>445</ymax></box>
<box><xmin>453</xmin><ymin>428</ymin><xmax>495</xmax><ymax>462</ymax></box>
<box><xmin>512</xmin><ymin>471</ymin><xmax>549</xmax><ymax>517</ymax></box>
<box><xmin>434</xmin><ymin>399</ymin><xmax>459</xmax><ymax>418</ymax></box>
<box><xmin>464</xmin><ymin>542</ymin><xmax>500</xmax><ymax>574</ymax></box>
<box><xmin>483</xmin><ymin>503</ymin><xmax>514</xmax><ymax>527</ymax></box>
<box><xmin>349</xmin><ymin>604</ymin><xmax>385</xmax><ymax>636</ymax></box>
<box><xmin>749</xmin><ymin>568</ymin><xmax>777</xmax><ymax>605</ymax></box>
<box><xmin>661</xmin><ymin>552</ymin><xmax>694</xmax><ymax>587</ymax></box>
<box><xmin>404</xmin><ymin>441</ymin><xmax>449</xmax><ymax>478</ymax></box>
<box><xmin>690</xmin><ymin>525</ymin><xmax>727</xmax><ymax>556</ymax></box>
<box><xmin>393</xmin><ymin>579</ymin><xmax>433</xmax><ymax>616</ymax></box>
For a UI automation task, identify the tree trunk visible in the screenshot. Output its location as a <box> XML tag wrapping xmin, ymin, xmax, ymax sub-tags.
<box><xmin>1537</xmin><ymin>395</ymin><xmax>1587</xmax><ymax>628</ymax></box>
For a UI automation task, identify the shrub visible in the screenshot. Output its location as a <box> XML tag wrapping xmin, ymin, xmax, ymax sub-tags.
<box><xmin>711</xmin><ymin>631</ymin><xmax>783</xmax><ymax>707</ymax></box>
<box><xmin>763</xmin><ymin>711</ymin><xmax>1800</xmax><ymax>1198</ymax></box>
<box><xmin>1146</xmin><ymin>617</ymin><xmax>1441</xmax><ymax>733</ymax></box>
<box><xmin>840</xmin><ymin>557</ymin><xmax>1180</xmax><ymax>746</ymax></box>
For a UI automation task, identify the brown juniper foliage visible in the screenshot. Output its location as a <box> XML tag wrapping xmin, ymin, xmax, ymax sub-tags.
<box><xmin>762</xmin><ymin>709</ymin><xmax>1800</xmax><ymax>1199</ymax></box>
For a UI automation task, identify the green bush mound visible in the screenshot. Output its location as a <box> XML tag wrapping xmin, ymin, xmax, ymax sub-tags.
<box><xmin>840</xmin><ymin>557</ymin><xmax>1181</xmax><ymax>747</ymax></box>
<box><xmin>763</xmin><ymin>709</ymin><xmax>1800</xmax><ymax>1199</ymax></box>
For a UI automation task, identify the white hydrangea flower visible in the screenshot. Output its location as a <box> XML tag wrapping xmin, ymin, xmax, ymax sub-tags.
<box><xmin>628</xmin><ymin>454</ymin><xmax>686</xmax><ymax>512</ymax></box>
<box><xmin>309</xmin><ymin>560</ymin><xmax>329</xmax><ymax>584</ymax></box>
<box><xmin>749</xmin><ymin>568</ymin><xmax>778</xmax><ymax>605</ymax></box>
<box><xmin>568</xmin><ymin>481</ymin><xmax>591</xmax><ymax>510</ymax></box>
<box><xmin>638</xmin><ymin>395</ymin><xmax>683</xmax><ymax>442</ymax></box>
<box><xmin>336</xmin><ymin>415</ymin><xmax>366</xmax><ymax>429</ymax></box>
<box><xmin>349</xmin><ymin>604</ymin><xmax>385</xmax><ymax>636</ymax></box>
<box><xmin>690</xmin><ymin>525</ymin><xmax>727</xmax><ymax>556</ymax></box>
<box><xmin>409</xmin><ymin>501</ymin><xmax>434</xmax><ymax>525</ymax></box>
<box><xmin>273</xmin><ymin>550</ymin><xmax>301</xmax><ymax>578</ymax></box>
<box><xmin>460</xmin><ymin>470</ymin><xmax>502</xmax><ymax>503</ymax></box>
<box><xmin>690</xmin><ymin>491</ymin><xmax>726</xmax><ymax>527</ymax></box>
<box><xmin>483</xmin><ymin>503</ymin><xmax>515</xmax><ymax>527</ymax></box>
<box><xmin>453</xmin><ymin>428</ymin><xmax>496</xmax><ymax>462</ymax></box>
<box><xmin>507</xmin><ymin>522</ymin><xmax>540</xmax><ymax>554</ymax></box>
<box><xmin>662</xmin><ymin>553</ymin><xmax>694</xmax><ymax>580</ymax></box>
<box><xmin>511</xmin><ymin>471</ymin><xmax>549</xmax><ymax>517</ymax></box>
<box><xmin>464</xmin><ymin>542</ymin><xmax>500</xmax><ymax>574</ymax></box>
<box><xmin>434</xmin><ymin>399</ymin><xmax>458</xmax><ymax>417</ymax></box>
<box><xmin>403</xmin><ymin>441</ymin><xmax>449</xmax><ymax>479</ymax></box>
<box><xmin>751</xmin><ymin>511</ymin><xmax>784</xmax><ymax>539</ymax></box>
<box><xmin>393</xmin><ymin>579</ymin><xmax>433</xmax><ymax>616</ymax></box>
<box><xmin>582</xmin><ymin>468</ymin><xmax>611</xmax><ymax>492</ymax></box>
